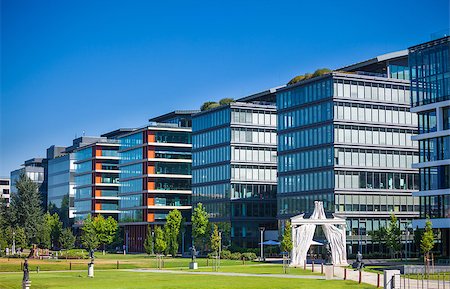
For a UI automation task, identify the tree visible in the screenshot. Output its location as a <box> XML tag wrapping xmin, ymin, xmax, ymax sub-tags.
<box><xmin>210</xmin><ymin>224</ymin><xmax>221</xmax><ymax>256</ymax></box>
<box><xmin>369</xmin><ymin>226</ymin><xmax>388</xmax><ymax>254</ymax></box>
<box><xmin>93</xmin><ymin>215</ymin><xmax>118</xmax><ymax>254</ymax></box>
<box><xmin>219</xmin><ymin>98</ymin><xmax>235</xmax><ymax>106</ymax></box>
<box><xmin>192</xmin><ymin>203</ymin><xmax>209</xmax><ymax>250</ymax></box>
<box><xmin>287</xmin><ymin>68</ymin><xmax>331</xmax><ymax>85</ymax></box>
<box><xmin>420</xmin><ymin>218</ymin><xmax>434</xmax><ymax>266</ymax></box>
<box><xmin>4</xmin><ymin>227</ymin><xmax>26</xmax><ymax>250</ymax></box>
<box><xmin>59</xmin><ymin>228</ymin><xmax>75</xmax><ymax>251</ymax></box>
<box><xmin>37</xmin><ymin>214</ymin><xmax>52</xmax><ymax>249</ymax></box>
<box><xmin>144</xmin><ymin>226</ymin><xmax>154</xmax><ymax>255</ymax></box>
<box><xmin>386</xmin><ymin>214</ymin><xmax>402</xmax><ymax>258</ymax></box>
<box><xmin>10</xmin><ymin>174</ymin><xmax>44</xmax><ymax>245</ymax></box>
<box><xmin>154</xmin><ymin>226</ymin><xmax>166</xmax><ymax>255</ymax></box>
<box><xmin>200</xmin><ymin>101</ymin><xmax>219</xmax><ymax>111</ymax></box>
<box><xmin>164</xmin><ymin>209</ymin><xmax>182</xmax><ymax>257</ymax></box>
<box><xmin>38</xmin><ymin>212</ymin><xmax>62</xmax><ymax>249</ymax></box>
<box><xmin>81</xmin><ymin>214</ymin><xmax>99</xmax><ymax>251</ymax></box>
<box><xmin>281</xmin><ymin>221</ymin><xmax>293</xmax><ymax>255</ymax></box>
<box><xmin>48</xmin><ymin>195</ymin><xmax>71</xmax><ymax>228</ymax></box>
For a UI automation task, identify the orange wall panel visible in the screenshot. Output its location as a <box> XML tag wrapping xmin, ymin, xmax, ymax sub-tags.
<box><xmin>147</xmin><ymin>213</ymin><xmax>155</xmax><ymax>222</ymax></box>
<box><xmin>96</xmin><ymin>148</ymin><xmax>102</xmax><ymax>156</ymax></box>
<box><xmin>95</xmin><ymin>190</ymin><xmax>101</xmax><ymax>197</ymax></box>
<box><xmin>148</xmin><ymin>131</ymin><xmax>155</xmax><ymax>142</ymax></box>
<box><xmin>148</xmin><ymin>149</ymin><xmax>155</xmax><ymax>158</ymax></box>
<box><xmin>148</xmin><ymin>165</ymin><xmax>155</xmax><ymax>174</ymax></box>
<box><xmin>95</xmin><ymin>175</ymin><xmax>102</xmax><ymax>184</ymax></box>
<box><xmin>95</xmin><ymin>162</ymin><xmax>102</xmax><ymax>170</ymax></box>
<box><xmin>148</xmin><ymin>197</ymin><xmax>154</xmax><ymax>205</ymax></box>
<box><xmin>95</xmin><ymin>203</ymin><xmax>101</xmax><ymax>210</ymax></box>
<box><xmin>148</xmin><ymin>181</ymin><xmax>155</xmax><ymax>190</ymax></box>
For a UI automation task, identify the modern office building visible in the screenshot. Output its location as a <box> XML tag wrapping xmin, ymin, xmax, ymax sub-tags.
<box><xmin>277</xmin><ymin>52</ymin><xmax>420</xmax><ymax>254</ymax></box>
<box><xmin>0</xmin><ymin>178</ymin><xmax>10</xmax><ymax>206</ymax></box>
<box><xmin>118</xmin><ymin>111</ymin><xmax>196</xmax><ymax>252</ymax></box>
<box><xmin>73</xmin><ymin>137</ymin><xmax>122</xmax><ymax>226</ymax></box>
<box><xmin>10</xmin><ymin>158</ymin><xmax>47</xmax><ymax>209</ymax></box>
<box><xmin>192</xmin><ymin>91</ymin><xmax>279</xmax><ymax>248</ymax></box>
<box><xmin>409</xmin><ymin>36</ymin><xmax>450</xmax><ymax>257</ymax></box>
<box><xmin>46</xmin><ymin>145</ymin><xmax>74</xmax><ymax>225</ymax></box>
<box><xmin>46</xmin><ymin>137</ymin><xmax>108</xmax><ymax>226</ymax></box>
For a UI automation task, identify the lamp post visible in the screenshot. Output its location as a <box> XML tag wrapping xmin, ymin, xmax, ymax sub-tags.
<box><xmin>218</xmin><ymin>231</ymin><xmax>222</xmax><ymax>270</ymax></box>
<box><xmin>125</xmin><ymin>229</ymin><xmax>129</xmax><ymax>255</ymax></box>
<box><xmin>181</xmin><ymin>227</ymin><xmax>186</xmax><ymax>256</ymax></box>
<box><xmin>259</xmin><ymin>227</ymin><xmax>265</xmax><ymax>261</ymax></box>
<box><xmin>12</xmin><ymin>230</ymin><xmax>15</xmax><ymax>255</ymax></box>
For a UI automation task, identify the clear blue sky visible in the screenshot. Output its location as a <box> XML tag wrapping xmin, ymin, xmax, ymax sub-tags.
<box><xmin>1</xmin><ymin>0</ymin><xmax>449</xmax><ymax>176</ymax></box>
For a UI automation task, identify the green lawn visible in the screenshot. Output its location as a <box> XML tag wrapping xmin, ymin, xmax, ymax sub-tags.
<box><xmin>0</xmin><ymin>255</ymin><xmax>245</xmax><ymax>272</ymax></box>
<box><xmin>0</xmin><ymin>270</ymin><xmax>377</xmax><ymax>289</ymax></box>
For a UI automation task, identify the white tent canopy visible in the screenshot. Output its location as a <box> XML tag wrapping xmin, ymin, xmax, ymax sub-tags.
<box><xmin>290</xmin><ymin>201</ymin><xmax>348</xmax><ymax>267</ymax></box>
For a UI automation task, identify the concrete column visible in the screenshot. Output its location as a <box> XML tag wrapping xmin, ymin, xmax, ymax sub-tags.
<box><xmin>436</xmin><ymin>107</ymin><xmax>443</xmax><ymax>131</ymax></box>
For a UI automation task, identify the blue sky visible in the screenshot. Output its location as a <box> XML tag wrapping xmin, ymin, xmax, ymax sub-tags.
<box><xmin>1</xmin><ymin>0</ymin><xmax>449</xmax><ymax>176</ymax></box>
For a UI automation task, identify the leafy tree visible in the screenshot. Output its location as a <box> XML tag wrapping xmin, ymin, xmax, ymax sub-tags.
<box><xmin>93</xmin><ymin>215</ymin><xmax>118</xmax><ymax>254</ymax></box>
<box><xmin>216</xmin><ymin>222</ymin><xmax>231</xmax><ymax>248</ymax></box>
<box><xmin>38</xmin><ymin>213</ymin><xmax>62</xmax><ymax>249</ymax></box>
<box><xmin>281</xmin><ymin>221</ymin><xmax>293</xmax><ymax>255</ymax></box>
<box><xmin>192</xmin><ymin>203</ymin><xmax>209</xmax><ymax>250</ymax></box>
<box><xmin>37</xmin><ymin>214</ymin><xmax>52</xmax><ymax>249</ymax></box>
<box><xmin>4</xmin><ymin>227</ymin><xmax>27</xmax><ymax>249</ymax></box>
<box><xmin>210</xmin><ymin>224</ymin><xmax>221</xmax><ymax>256</ymax></box>
<box><xmin>369</xmin><ymin>226</ymin><xmax>388</xmax><ymax>254</ymax></box>
<box><xmin>420</xmin><ymin>218</ymin><xmax>434</xmax><ymax>265</ymax></box>
<box><xmin>164</xmin><ymin>209</ymin><xmax>182</xmax><ymax>257</ymax></box>
<box><xmin>59</xmin><ymin>228</ymin><xmax>76</xmax><ymax>250</ymax></box>
<box><xmin>200</xmin><ymin>101</ymin><xmax>219</xmax><ymax>111</ymax></box>
<box><xmin>144</xmin><ymin>226</ymin><xmax>154</xmax><ymax>255</ymax></box>
<box><xmin>287</xmin><ymin>68</ymin><xmax>331</xmax><ymax>85</ymax></box>
<box><xmin>386</xmin><ymin>214</ymin><xmax>402</xmax><ymax>258</ymax></box>
<box><xmin>48</xmin><ymin>195</ymin><xmax>71</xmax><ymax>228</ymax></box>
<box><xmin>154</xmin><ymin>226</ymin><xmax>166</xmax><ymax>255</ymax></box>
<box><xmin>219</xmin><ymin>98</ymin><xmax>235</xmax><ymax>106</ymax></box>
<box><xmin>312</xmin><ymin>68</ymin><xmax>332</xmax><ymax>77</ymax></box>
<box><xmin>81</xmin><ymin>214</ymin><xmax>99</xmax><ymax>250</ymax></box>
<box><xmin>10</xmin><ymin>174</ymin><xmax>44</xmax><ymax>245</ymax></box>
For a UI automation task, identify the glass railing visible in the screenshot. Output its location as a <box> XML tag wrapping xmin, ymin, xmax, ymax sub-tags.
<box><xmin>99</xmin><ymin>190</ymin><xmax>118</xmax><ymax>197</ymax></box>
<box><xmin>101</xmin><ymin>150</ymin><xmax>118</xmax><ymax>157</ymax></box>
<box><xmin>100</xmin><ymin>203</ymin><xmax>118</xmax><ymax>210</ymax></box>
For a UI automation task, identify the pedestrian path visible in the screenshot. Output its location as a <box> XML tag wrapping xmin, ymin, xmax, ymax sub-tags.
<box><xmin>303</xmin><ymin>264</ymin><xmax>449</xmax><ymax>289</ymax></box>
<box><xmin>129</xmin><ymin>268</ymin><xmax>331</xmax><ymax>279</ymax></box>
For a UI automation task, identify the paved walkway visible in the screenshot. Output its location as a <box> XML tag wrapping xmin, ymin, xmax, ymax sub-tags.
<box><xmin>303</xmin><ymin>264</ymin><xmax>448</xmax><ymax>289</ymax></box>
<box><xmin>128</xmin><ymin>268</ymin><xmax>331</xmax><ymax>279</ymax></box>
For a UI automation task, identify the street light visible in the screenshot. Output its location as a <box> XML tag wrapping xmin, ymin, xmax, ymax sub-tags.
<box><xmin>12</xmin><ymin>230</ymin><xmax>16</xmax><ymax>255</ymax></box>
<box><xmin>259</xmin><ymin>227</ymin><xmax>265</xmax><ymax>261</ymax></box>
<box><xmin>218</xmin><ymin>231</ymin><xmax>222</xmax><ymax>269</ymax></box>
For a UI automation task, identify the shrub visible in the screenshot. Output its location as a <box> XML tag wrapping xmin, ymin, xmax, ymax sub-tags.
<box><xmin>59</xmin><ymin>249</ymin><xmax>88</xmax><ymax>259</ymax></box>
<box><xmin>242</xmin><ymin>252</ymin><xmax>257</xmax><ymax>261</ymax></box>
<box><xmin>221</xmin><ymin>249</ymin><xmax>231</xmax><ymax>259</ymax></box>
<box><xmin>230</xmin><ymin>252</ymin><xmax>242</xmax><ymax>260</ymax></box>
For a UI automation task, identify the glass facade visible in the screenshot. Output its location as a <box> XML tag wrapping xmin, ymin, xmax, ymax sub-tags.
<box><xmin>277</xmin><ymin>73</ymin><xmax>419</xmax><ymax>255</ymax></box>
<box><xmin>118</xmin><ymin>126</ymin><xmax>193</xmax><ymax>231</ymax></box>
<box><xmin>410</xmin><ymin>37</ymin><xmax>450</xmax><ymax>107</ymax></box>
<box><xmin>409</xmin><ymin>37</ymin><xmax>450</xmax><ymax>257</ymax></box>
<box><xmin>74</xmin><ymin>143</ymin><xmax>121</xmax><ymax>224</ymax></box>
<box><xmin>192</xmin><ymin>103</ymin><xmax>278</xmax><ymax>248</ymax></box>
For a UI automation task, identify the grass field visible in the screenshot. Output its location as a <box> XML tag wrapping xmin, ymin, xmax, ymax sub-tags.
<box><xmin>0</xmin><ymin>270</ymin><xmax>377</xmax><ymax>289</ymax></box>
<box><xmin>0</xmin><ymin>255</ymin><xmax>318</xmax><ymax>276</ymax></box>
<box><xmin>0</xmin><ymin>255</ymin><xmax>257</xmax><ymax>272</ymax></box>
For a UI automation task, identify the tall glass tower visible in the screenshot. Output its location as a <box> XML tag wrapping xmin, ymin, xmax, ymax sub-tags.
<box><xmin>409</xmin><ymin>36</ymin><xmax>450</xmax><ymax>257</ymax></box>
<box><xmin>277</xmin><ymin>53</ymin><xmax>420</xmax><ymax>255</ymax></box>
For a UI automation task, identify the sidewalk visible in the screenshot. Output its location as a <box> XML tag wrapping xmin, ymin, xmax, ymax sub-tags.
<box><xmin>304</xmin><ymin>264</ymin><xmax>448</xmax><ymax>289</ymax></box>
